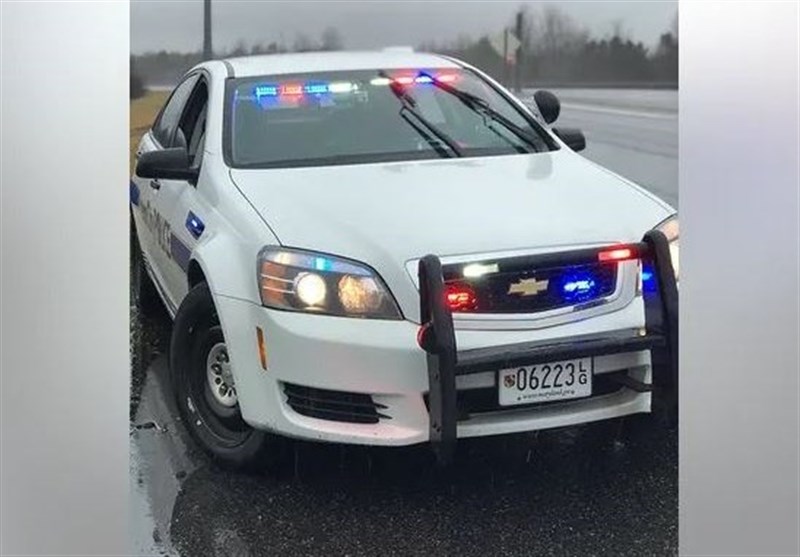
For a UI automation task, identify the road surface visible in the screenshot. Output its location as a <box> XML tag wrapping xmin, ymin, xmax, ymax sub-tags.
<box><xmin>130</xmin><ymin>89</ymin><xmax>678</xmax><ymax>556</ymax></box>
<box><xmin>523</xmin><ymin>88</ymin><xmax>678</xmax><ymax>209</ymax></box>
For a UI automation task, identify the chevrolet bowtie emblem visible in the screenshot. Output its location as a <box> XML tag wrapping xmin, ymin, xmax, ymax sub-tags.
<box><xmin>508</xmin><ymin>277</ymin><xmax>549</xmax><ymax>296</ymax></box>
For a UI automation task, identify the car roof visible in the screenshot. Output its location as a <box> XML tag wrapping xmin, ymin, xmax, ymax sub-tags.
<box><xmin>221</xmin><ymin>49</ymin><xmax>462</xmax><ymax>78</ymax></box>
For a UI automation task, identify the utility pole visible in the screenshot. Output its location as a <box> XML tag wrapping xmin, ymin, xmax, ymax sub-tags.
<box><xmin>514</xmin><ymin>10</ymin><xmax>523</xmax><ymax>93</ymax></box>
<box><xmin>203</xmin><ymin>0</ymin><xmax>213</xmax><ymax>60</ymax></box>
<box><xmin>502</xmin><ymin>29</ymin><xmax>509</xmax><ymax>87</ymax></box>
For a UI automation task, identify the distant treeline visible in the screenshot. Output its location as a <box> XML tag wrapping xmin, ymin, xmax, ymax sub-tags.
<box><xmin>130</xmin><ymin>5</ymin><xmax>677</xmax><ymax>93</ymax></box>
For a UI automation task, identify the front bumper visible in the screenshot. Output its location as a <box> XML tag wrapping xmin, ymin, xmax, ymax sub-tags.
<box><xmin>214</xmin><ymin>234</ymin><xmax>674</xmax><ymax>450</ymax></box>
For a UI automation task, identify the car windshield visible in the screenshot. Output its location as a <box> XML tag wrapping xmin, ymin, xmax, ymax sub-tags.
<box><xmin>225</xmin><ymin>68</ymin><xmax>555</xmax><ymax>168</ymax></box>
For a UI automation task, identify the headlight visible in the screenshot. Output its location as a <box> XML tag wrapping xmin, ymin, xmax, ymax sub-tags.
<box><xmin>257</xmin><ymin>247</ymin><xmax>402</xmax><ymax>319</ymax></box>
<box><xmin>655</xmin><ymin>214</ymin><xmax>679</xmax><ymax>280</ymax></box>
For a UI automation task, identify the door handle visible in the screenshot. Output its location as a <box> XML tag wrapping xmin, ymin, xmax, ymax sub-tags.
<box><xmin>149</xmin><ymin>179</ymin><xmax>161</xmax><ymax>191</ymax></box>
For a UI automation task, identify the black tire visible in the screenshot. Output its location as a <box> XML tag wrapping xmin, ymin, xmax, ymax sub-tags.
<box><xmin>130</xmin><ymin>216</ymin><xmax>161</xmax><ymax>318</ymax></box>
<box><xmin>170</xmin><ymin>282</ymin><xmax>280</xmax><ymax>470</ymax></box>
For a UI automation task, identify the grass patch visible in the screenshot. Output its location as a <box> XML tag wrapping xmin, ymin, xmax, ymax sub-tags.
<box><xmin>130</xmin><ymin>90</ymin><xmax>169</xmax><ymax>173</ymax></box>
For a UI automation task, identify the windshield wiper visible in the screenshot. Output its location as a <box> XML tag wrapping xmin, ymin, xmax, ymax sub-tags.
<box><xmin>379</xmin><ymin>71</ymin><xmax>463</xmax><ymax>158</ymax></box>
<box><xmin>424</xmin><ymin>75</ymin><xmax>541</xmax><ymax>152</ymax></box>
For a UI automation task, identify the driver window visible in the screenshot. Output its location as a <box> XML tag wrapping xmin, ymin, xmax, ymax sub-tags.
<box><xmin>179</xmin><ymin>81</ymin><xmax>209</xmax><ymax>171</ymax></box>
<box><xmin>152</xmin><ymin>74</ymin><xmax>199</xmax><ymax>147</ymax></box>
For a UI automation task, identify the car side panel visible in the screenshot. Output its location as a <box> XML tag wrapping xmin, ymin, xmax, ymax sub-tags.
<box><xmin>131</xmin><ymin>132</ymin><xmax>178</xmax><ymax>314</ymax></box>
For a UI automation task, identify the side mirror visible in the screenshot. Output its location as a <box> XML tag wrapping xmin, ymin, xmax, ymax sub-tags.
<box><xmin>135</xmin><ymin>148</ymin><xmax>198</xmax><ymax>182</ymax></box>
<box><xmin>533</xmin><ymin>90</ymin><xmax>561</xmax><ymax>124</ymax></box>
<box><xmin>552</xmin><ymin>127</ymin><xmax>586</xmax><ymax>152</ymax></box>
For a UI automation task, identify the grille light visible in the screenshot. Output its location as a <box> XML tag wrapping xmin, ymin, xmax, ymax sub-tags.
<box><xmin>559</xmin><ymin>272</ymin><xmax>599</xmax><ymax>302</ymax></box>
<box><xmin>598</xmin><ymin>247</ymin><xmax>634</xmax><ymax>262</ymax></box>
<box><xmin>640</xmin><ymin>263</ymin><xmax>657</xmax><ymax>293</ymax></box>
<box><xmin>563</xmin><ymin>278</ymin><xmax>596</xmax><ymax>294</ymax></box>
<box><xmin>445</xmin><ymin>283</ymin><xmax>478</xmax><ymax>312</ymax></box>
<box><xmin>462</xmin><ymin>262</ymin><xmax>499</xmax><ymax>278</ymax></box>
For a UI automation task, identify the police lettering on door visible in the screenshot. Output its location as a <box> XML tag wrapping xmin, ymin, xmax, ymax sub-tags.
<box><xmin>142</xmin><ymin>200</ymin><xmax>171</xmax><ymax>256</ymax></box>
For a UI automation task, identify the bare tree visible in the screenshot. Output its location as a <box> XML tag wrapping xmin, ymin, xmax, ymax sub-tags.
<box><xmin>229</xmin><ymin>39</ymin><xmax>248</xmax><ymax>57</ymax></box>
<box><xmin>320</xmin><ymin>26</ymin><xmax>344</xmax><ymax>51</ymax></box>
<box><xmin>130</xmin><ymin>55</ymin><xmax>145</xmax><ymax>99</ymax></box>
<box><xmin>292</xmin><ymin>32</ymin><xmax>316</xmax><ymax>52</ymax></box>
<box><xmin>609</xmin><ymin>19</ymin><xmax>630</xmax><ymax>41</ymax></box>
<box><xmin>531</xmin><ymin>5</ymin><xmax>588</xmax><ymax>56</ymax></box>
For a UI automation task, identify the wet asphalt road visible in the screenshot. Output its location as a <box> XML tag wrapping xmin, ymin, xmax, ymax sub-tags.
<box><xmin>522</xmin><ymin>88</ymin><xmax>678</xmax><ymax>209</ymax></box>
<box><xmin>130</xmin><ymin>90</ymin><xmax>678</xmax><ymax>556</ymax></box>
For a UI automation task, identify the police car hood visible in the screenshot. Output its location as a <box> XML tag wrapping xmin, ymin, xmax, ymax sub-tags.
<box><xmin>230</xmin><ymin>151</ymin><xmax>673</xmax><ymax>266</ymax></box>
<box><xmin>231</xmin><ymin>151</ymin><xmax>672</xmax><ymax>319</ymax></box>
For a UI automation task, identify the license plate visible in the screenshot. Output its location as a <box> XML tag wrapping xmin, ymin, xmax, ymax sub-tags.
<box><xmin>498</xmin><ymin>357</ymin><xmax>593</xmax><ymax>406</ymax></box>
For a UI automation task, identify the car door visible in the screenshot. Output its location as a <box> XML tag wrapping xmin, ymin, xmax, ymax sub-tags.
<box><xmin>132</xmin><ymin>74</ymin><xmax>199</xmax><ymax>312</ymax></box>
<box><xmin>151</xmin><ymin>76</ymin><xmax>211</xmax><ymax>307</ymax></box>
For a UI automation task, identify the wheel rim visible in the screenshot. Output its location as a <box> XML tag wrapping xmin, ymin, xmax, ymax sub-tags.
<box><xmin>184</xmin><ymin>323</ymin><xmax>252</xmax><ymax>448</ymax></box>
<box><xmin>206</xmin><ymin>342</ymin><xmax>237</xmax><ymax>407</ymax></box>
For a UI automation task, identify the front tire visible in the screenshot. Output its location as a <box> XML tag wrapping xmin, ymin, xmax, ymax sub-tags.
<box><xmin>170</xmin><ymin>282</ymin><xmax>279</xmax><ymax>470</ymax></box>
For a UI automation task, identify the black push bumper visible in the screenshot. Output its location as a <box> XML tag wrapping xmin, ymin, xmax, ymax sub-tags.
<box><xmin>417</xmin><ymin>230</ymin><xmax>679</xmax><ymax>465</ymax></box>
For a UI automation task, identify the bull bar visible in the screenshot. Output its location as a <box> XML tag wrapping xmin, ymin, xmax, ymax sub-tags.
<box><xmin>417</xmin><ymin>230</ymin><xmax>679</xmax><ymax>465</ymax></box>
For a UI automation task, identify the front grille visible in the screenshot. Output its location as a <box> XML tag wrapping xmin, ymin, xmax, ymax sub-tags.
<box><xmin>424</xmin><ymin>372</ymin><xmax>627</xmax><ymax>421</ymax></box>
<box><xmin>282</xmin><ymin>383</ymin><xmax>389</xmax><ymax>424</ymax></box>
<box><xmin>442</xmin><ymin>260</ymin><xmax>618</xmax><ymax>314</ymax></box>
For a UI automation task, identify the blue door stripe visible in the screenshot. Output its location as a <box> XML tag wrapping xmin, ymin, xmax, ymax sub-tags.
<box><xmin>170</xmin><ymin>234</ymin><xmax>191</xmax><ymax>273</ymax></box>
<box><xmin>130</xmin><ymin>180</ymin><xmax>140</xmax><ymax>206</ymax></box>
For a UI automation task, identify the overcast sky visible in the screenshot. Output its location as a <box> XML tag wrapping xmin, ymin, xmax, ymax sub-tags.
<box><xmin>131</xmin><ymin>1</ymin><xmax>677</xmax><ymax>54</ymax></box>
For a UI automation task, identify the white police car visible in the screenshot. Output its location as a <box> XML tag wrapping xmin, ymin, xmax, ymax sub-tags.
<box><xmin>131</xmin><ymin>50</ymin><xmax>679</xmax><ymax>468</ymax></box>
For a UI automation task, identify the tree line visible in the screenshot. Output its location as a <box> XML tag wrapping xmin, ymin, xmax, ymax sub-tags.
<box><xmin>420</xmin><ymin>6</ymin><xmax>678</xmax><ymax>88</ymax></box>
<box><xmin>131</xmin><ymin>6</ymin><xmax>677</xmax><ymax>97</ymax></box>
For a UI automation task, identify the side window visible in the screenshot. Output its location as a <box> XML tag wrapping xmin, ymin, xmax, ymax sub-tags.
<box><xmin>152</xmin><ymin>74</ymin><xmax>199</xmax><ymax>147</ymax></box>
<box><xmin>178</xmin><ymin>81</ymin><xmax>209</xmax><ymax>170</ymax></box>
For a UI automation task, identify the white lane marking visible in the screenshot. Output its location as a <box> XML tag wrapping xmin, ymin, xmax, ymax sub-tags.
<box><xmin>561</xmin><ymin>102</ymin><xmax>677</xmax><ymax>120</ymax></box>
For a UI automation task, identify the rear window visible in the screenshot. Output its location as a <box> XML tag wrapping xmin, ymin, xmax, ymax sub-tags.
<box><xmin>224</xmin><ymin>68</ymin><xmax>554</xmax><ymax>169</ymax></box>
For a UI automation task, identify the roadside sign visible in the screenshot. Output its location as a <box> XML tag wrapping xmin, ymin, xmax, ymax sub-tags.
<box><xmin>489</xmin><ymin>29</ymin><xmax>521</xmax><ymax>64</ymax></box>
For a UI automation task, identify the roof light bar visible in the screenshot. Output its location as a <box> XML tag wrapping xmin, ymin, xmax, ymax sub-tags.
<box><xmin>254</xmin><ymin>80</ymin><xmax>358</xmax><ymax>100</ymax></box>
<box><xmin>328</xmin><ymin>81</ymin><xmax>356</xmax><ymax>93</ymax></box>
